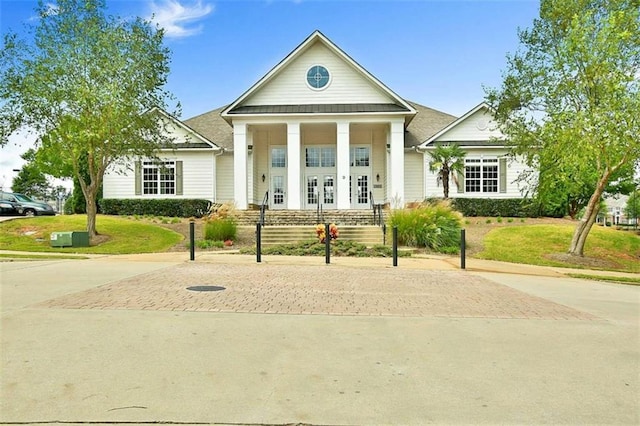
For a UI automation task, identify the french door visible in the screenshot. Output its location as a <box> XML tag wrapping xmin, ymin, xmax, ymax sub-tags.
<box><xmin>305</xmin><ymin>174</ymin><xmax>336</xmax><ymax>209</ymax></box>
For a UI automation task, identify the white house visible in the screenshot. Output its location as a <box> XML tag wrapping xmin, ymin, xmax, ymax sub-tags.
<box><xmin>103</xmin><ymin>31</ymin><xmax>529</xmax><ymax>210</ymax></box>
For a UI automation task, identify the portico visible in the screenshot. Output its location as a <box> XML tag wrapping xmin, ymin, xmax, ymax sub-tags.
<box><xmin>230</xmin><ymin>116</ymin><xmax>406</xmax><ymax>210</ymax></box>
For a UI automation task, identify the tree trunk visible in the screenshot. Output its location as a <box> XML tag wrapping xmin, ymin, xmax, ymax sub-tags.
<box><xmin>568</xmin><ymin>172</ymin><xmax>610</xmax><ymax>256</ymax></box>
<box><xmin>85</xmin><ymin>191</ymin><xmax>98</xmax><ymax>239</ymax></box>
<box><xmin>442</xmin><ymin>169</ymin><xmax>450</xmax><ymax>199</ymax></box>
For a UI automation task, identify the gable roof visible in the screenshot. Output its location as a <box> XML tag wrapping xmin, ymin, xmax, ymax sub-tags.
<box><xmin>221</xmin><ymin>30</ymin><xmax>417</xmax><ymax>122</ymax></box>
<box><xmin>418</xmin><ymin>102</ymin><xmax>504</xmax><ymax>148</ymax></box>
<box><xmin>184</xmin><ymin>106</ymin><xmax>233</xmax><ymax>150</ymax></box>
<box><xmin>151</xmin><ymin>107</ymin><xmax>220</xmax><ymax>150</ymax></box>
<box><xmin>184</xmin><ymin>101</ymin><xmax>455</xmax><ymax>152</ymax></box>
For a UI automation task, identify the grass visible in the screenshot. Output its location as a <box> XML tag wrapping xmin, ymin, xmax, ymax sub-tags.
<box><xmin>478</xmin><ymin>224</ymin><xmax>639</xmax><ymax>273</ymax></box>
<box><xmin>0</xmin><ymin>253</ymin><xmax>89</xmax><ymax>260</ymax></box>
<box><xmin>0</xmin><ymin>215</ymin><xmax>183</xmax><ymax>254</ymax></box>
<box><xmin>567</xmin><ymin>273</ymin><xmax>640</xmax><ymax>286</ymax></box>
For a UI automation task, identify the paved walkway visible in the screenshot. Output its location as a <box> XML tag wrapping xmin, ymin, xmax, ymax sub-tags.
<box><xmin>1</xmin><ymin>252</ymin><xmax>639</xmax><ymax>425</ymax></box>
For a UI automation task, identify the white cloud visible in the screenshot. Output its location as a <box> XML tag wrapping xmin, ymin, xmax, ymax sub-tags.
<box><xmin>147</xmin><ymin>0</ymin><xmax>214</xmax><ymax>39</ymax></box>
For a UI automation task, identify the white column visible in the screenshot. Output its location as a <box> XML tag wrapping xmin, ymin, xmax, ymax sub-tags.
<box><xmin>336</xmin><ymin>121</ymin><xmax>350</xmax><ymax>209</ymax></box>
<box><xmin>389</xmin><ymin>120</ymin><xmax>405</xmax><ymax>208</ymax></box>
<box><xmin>233</xmin><ymin>122</ymin><xmax>248</xmax><ymax>209</ymax></box>
<box><xmin>287</xmin><ymin>122</ymin><xmax>301</xmax><ymax>209</ymax></box>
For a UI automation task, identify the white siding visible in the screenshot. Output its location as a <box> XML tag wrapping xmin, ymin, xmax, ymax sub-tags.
<box><xmin>435</xmin><ymin>110</ymin><xmax>503</xmax><ymax>142</ymax></box>
<box><xmin>103</xmin><ymin>151</ymin><xmax>215</xmax><ymax>201</ymax></box>
<box><xmin>404</xmin><ymin>151</ymin><xmax>424</xmax><ymax>203</ymax></box>
<box><xmin>215</xmin><ymin>153</ymin><xmax>234</xmax><ymax>203</ymax></box>
<box><xmin>246</xmin><ymin>42</ymin><xmax>395</xmax><ymax>106</ymax></box>
<box><xmin>423</xmin><ymin>148</ymin><xmax>531</xmax><ymax>199</ymax></box>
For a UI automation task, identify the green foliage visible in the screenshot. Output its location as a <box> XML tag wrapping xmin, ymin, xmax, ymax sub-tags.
<box><xmin>479</xmin><ymin>224</ymin><xmax>639</xmax><ymax>273</ymax></box>
<box><xmin>11</xmin><ymin>163</ymin><xmax>51</xmax><ymax>199</ymax></box>
<box><xmin>99</xmin><ymin>198</ymin><xmax>210</xmax><ymax>218</ymax></box>
<box><xmin>195</xmin><ymin>239</ymin><xmax>224</xmax><ymax>249</ymax></box>
<box><xmin>204</xmin><ymin>218</ymin><xmax>237</xmax><ymax>242</ymax></box>
<box><xmin>0</xmin><ymin>0</ymin><xmax>178</xmax><ymax>237</ymax></box>
<box><xmin>449</xmin><ymin>198</ymin><xmax>538</xmax><ymax>217</ymax></box>
<box><xmin>387</xmin><ymin>202</ymin><xmax>462</xmax><ymax>253</ymax></box>
<box><xmin>0</xmin><ymin>215</ymin><xmax>182</xmax><ymax>254</ymax></box>
<box><xmin>427</xmin><ymin>144</ymin><xmax>467</xmax><ymax>199</ymax></box>
<box><xmin>626</xmin><ymin>189</ymin><xmax>640</xmax><ymax>222</ymax></box>
<box><xmin>240</xmin><ymin>240</ymin><xmax>411</xmax><ymax>258</ymax></box>
<box><xmin>485</xmin><ymin>0</ymin><xmax>640</xmax><ymax>255</ymax></box>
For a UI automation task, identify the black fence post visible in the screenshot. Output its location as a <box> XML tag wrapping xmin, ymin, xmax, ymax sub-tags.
<box><xmin>189</xmin><ymin>220</ymin><xmax>195</xmax><ymax>261</ymax></box>
<box><xmin>460</xmin><ymin>229</ymin><xmax>466</xmax><ymax>270</ymax></box>
<box><xmin>325</xmin><ymin>223</ymin><xmax>331</xmax><ymax>264</ymax></box>
<box><xmin>392</xmin><ymin>226</ymin><xmax>398</xmax><ymax>267</ymax></box>
<box><xmin>256</xmin><ymin>222</ymin><xmax>262</xmax><ymax>263</ymax></box>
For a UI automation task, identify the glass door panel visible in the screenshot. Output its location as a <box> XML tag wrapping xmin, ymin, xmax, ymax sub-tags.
<box><xmin>306</xmin><ymin>176</ymin><xmax>318</xmax><ymax>206</ymax></box>
<box><xmin>271</xmin><ymin>175</ymin><xmax>286</xmax><ymax>209</ymax></box>
<box><xmin>354</xmin><ymin>174</ymin><xmax>369</xmax><ymax>208</ymax></box>
<box><xmin>323</xmin><ymin>175</ymin><xmax>335</xmax><ymax>208</ymax></box>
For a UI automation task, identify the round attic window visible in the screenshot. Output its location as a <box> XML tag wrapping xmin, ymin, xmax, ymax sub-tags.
<box><xmin>476</xmin><ymin>118</ymin><xmax>489</xmax><ymax>131</ymax></box>
<box><xmin>306</xmin><ymin>65</ymin><xmax>331</xmax><ymax>90</ymax></box>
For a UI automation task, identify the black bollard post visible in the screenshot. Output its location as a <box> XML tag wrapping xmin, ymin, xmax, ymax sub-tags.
<box><xmin>189</xmin><ymin>220</ymin><xmax>195</xmax><ymax>261</ymax></box>
<box><xmin>325</xmin><ymin>223</ymin><xmax>331</xmax><ymax>264</ymax></box>
<box><xmin>256</xmin><ymin>222</ymin><xmax>262</xmax><ymax>263</ymax></box>
<box><xmin>460</xmin><ymin>229</ymin><xmax>466</xmax><ymax>270</ymax></box>
<box><xmin>392</xmin><ymin>226</ymin><xmax>398</xmax><ymax>267</ymax></box>
<box><xmin>383</xmin><ymin>223</ymin><xmax>387</xmax><ymax>246</ymax></box>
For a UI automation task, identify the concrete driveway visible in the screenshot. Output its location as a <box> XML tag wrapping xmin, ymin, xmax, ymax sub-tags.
<box><xmin>1</xmin><ymin>254</ymin><xmax>638</xmax><ymax>425</ymax></box>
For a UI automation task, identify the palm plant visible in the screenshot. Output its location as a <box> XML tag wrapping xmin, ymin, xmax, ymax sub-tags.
<box><xmin>427</xmin><ymin>144</ymin><xmax>467</xmax><ymax>199</ymax></box>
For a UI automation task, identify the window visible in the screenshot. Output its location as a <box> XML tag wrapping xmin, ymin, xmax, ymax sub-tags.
<box><xmin>350</xmin><ymin>147</ymin><xmax>370</xmax><ymax>167</ymax></box>
<box><xmin>465</xmin><ymin>158</ymin><xmax>498</xmax><ymax>193</ymax></box>
<box><xmin>143</xmin><ymin>161</ymin><xmax>175</xmax><ymax>195</ymax></box>
<box><xmin>306</xmin><ymin>147</ymin><xmax>336</xmax><ymax>167</ymax></box>
<box><xmin>271</xmin><ymin>148</ymin><xmax>286</xmax><ymax>168</ymax></box>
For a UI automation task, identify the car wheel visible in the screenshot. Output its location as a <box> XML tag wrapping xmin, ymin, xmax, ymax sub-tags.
<box><xmin>24</xmin><ymin>209</ymin><xmax>36</xmax><ymax>217</ymax></box>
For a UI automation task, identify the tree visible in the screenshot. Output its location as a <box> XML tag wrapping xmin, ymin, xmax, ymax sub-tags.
<box><xmin>626</xmin><ymin>189</ymin><xmax>640</xmax><ymax>228</ymax></box>
<box><xmin>427</xmin><ymin>144</ymin><xmax>467</xmax><ymax>199</ymax></box>
<box><xmin>486</xmin><ymin>0</ymin><xmax>640</xmax><ymax>256</ymax></box>
<box><xmin>0</xmin><ymin>0</ymin><xmax>177</xmax><ymax>239</ymax></box>
<box><xmin>11</xmin><ymin>163</ymin><xmax>52</xmax><ymax>200</ymax></box>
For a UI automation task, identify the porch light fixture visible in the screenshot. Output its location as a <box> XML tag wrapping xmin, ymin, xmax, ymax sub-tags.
<box><xmin>247</xmin><ymin>144</ymin><xmax>253</xmax><ymax>152</ymax></box>
<box><xmin>262</xmin><ymin>173</ymin><xmax>266</xmax><ymax>182</ymax></box>
<box><xmin>376</xmin><ymin>173</ymin><xmax>380</xmax><ymax>182</ymax></box>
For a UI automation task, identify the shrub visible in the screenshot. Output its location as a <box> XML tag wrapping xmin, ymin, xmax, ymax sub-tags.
<box><xmin>204</xmin><ymin>218</ymin><xmax>237</xmax><ymax>242</ymax></box>
<box><xmin>99</xmin><ymin>198</ymin><xmax>211</xmax><ymax>217</ymax></box>
<box><xmin>448</xmin><ymin>198</ymin><xmax>538</xmax><ymax>217</ymax></box>
<box><xmin>387</xmin><ymin>201</ymin><xmax>462</xmax><ymax>253</ymax></box>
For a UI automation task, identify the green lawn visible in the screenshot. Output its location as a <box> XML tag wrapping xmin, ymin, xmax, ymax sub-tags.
<box><xmin>478</xmin><ymin>224</ymin><xmax>639</xmax><ymax>273</ymax></box>
<box><xmin>0</xmin><ymin>215</ymin><xmax>183</xmax><ymax>254</ymax></box>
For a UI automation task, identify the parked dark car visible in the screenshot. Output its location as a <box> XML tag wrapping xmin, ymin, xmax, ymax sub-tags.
<box><xmin>0</xmin><ymin>197</ymin><xmax>24</xmax><ymax>216</ymax></box>
<box><xmin>0</xmin><ymin>191</ymin><xmax>56</xmax><ymax>216</ymax></box>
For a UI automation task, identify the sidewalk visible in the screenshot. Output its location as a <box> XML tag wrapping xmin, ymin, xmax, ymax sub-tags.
<box><xmin>3</xmin><ymin>248</ymin><xmax>637</xmax><ymax>280</ymax></box>
<box><xmin>1</xmin><ymin>250</ymin><xmax>638</xmax><ymax>424</ymax></box>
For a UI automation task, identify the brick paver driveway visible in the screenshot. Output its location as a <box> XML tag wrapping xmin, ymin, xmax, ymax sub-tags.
<box><xmin>37</xmin><ymin>263</ymin><xmax>595</xmax><ymax>320</ymax></box>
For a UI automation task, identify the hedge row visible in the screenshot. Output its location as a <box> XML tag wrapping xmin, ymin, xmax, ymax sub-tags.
<box><xmin>447</xmin><ymin>198</ymin><xmax>539</xmax><ymax>218</ymax></box>
<box><xmin>99</xmin><ymin>198</ymin><xmax>211</xmax><ymax>218</ymax></box>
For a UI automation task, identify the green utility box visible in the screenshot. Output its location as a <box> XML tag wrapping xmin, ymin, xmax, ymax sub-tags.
<box><xmin>50</xmin><ymin>231</ymin><xmax>89</xmax><ymax>248</ymax></box>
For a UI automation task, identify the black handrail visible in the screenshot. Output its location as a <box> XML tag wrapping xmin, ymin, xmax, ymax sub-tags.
<box><xmin>370</xmin><ymin>191</ymin><xmax>383</xmax><ymax>226</ymax></box>
<box><xmin>316</xmin><ymin>202</ymin><xmax>324</xmax><ymax>224</ymax></box>
<box><xmin>259</xmin><ymin>191</ymin><xmax>268</xmax><ymax>227</ymax></box>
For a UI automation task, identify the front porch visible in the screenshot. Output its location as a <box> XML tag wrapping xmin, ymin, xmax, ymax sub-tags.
<box><xmin>233</xmin><ymin>120</ymin><xmax>405</xmax><ymax>211</ymax></box>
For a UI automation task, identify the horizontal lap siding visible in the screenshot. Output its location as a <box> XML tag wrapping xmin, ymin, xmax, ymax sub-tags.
<box><xmin>423</xmin><ymin>149</ymin><xmax>530</xmax><ymax>199</ymax></box>
<box><xmin>404</xmin><ymin>151</ymin><xmax>424</xmax><ymax>203</ymax></box>
<box><xmin>246</xmin><ymin>43</ymin><xmax>394</xmax><ymax>106</ymax></box>
<box><xmin>436</xmin><ymin>110</ymin><xmax>503</xmax><ymax>142</ymax></box>
<box><xmin>216</xmin><ymin>153</ymin><xmax>234</xmax><ymax>203</ymax></box>
<box><xmin>103</xmin><ymin>152</ymin><xmax>215</xmax><ymax>201</ymax></box>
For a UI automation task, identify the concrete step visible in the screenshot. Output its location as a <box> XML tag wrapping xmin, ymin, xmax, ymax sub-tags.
<box><xmin>234</xmin><ymin>209</ymin><xmax>385</xmax><ymax>226</ymax></box>
<box><xmin>260</xmin><ymin>225</ymin><xmax>385</xmax><ymax>246</ymax></box>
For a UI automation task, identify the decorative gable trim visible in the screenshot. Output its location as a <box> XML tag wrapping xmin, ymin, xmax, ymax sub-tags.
<box><xmin>221</xmin><ymin>30</ymin><xmax>417</xmax><ymax>119</ymax></box>
<box><xmin>149</xmin><ymin>107</ymin><xmax>222</xmax><ymax>151</ymax></box>
<box><xmin>418</xmin><ymin>102</ymin><xmax>504</xmax><ymax>149</ymax></box>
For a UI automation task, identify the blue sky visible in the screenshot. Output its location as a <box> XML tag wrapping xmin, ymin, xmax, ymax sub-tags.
<box><xmin>0</xmin><ymin>0</ymin><xmax>540</xmax><ymax>190</ymax></box>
